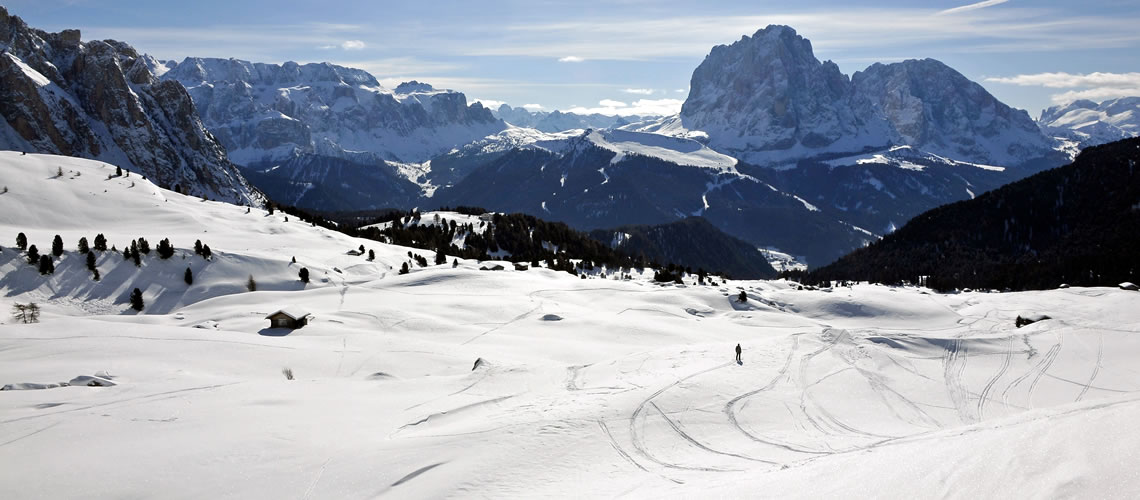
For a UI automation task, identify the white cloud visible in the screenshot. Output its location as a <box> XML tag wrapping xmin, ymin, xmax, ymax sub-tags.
<box><xmin>522</xmin><ymin>103</ymin><xmax>544</xmax><ymax>110</ymax></box>
<box><xmin>558</xmin><ymin>56</ymin><xmax>585</xmax><ymax>63</ymax></box>
<box><xmin>471</xmin><ymin>98</ymin><xmax>506</xmax><ymax>109</ymax></box>
<box><xmin>675</xmin><ymin>88</ymin><xmax>687</xmax><ymax>93</ymax></box>
<box><xmin>985</xmin><ymin>72</ymin><xmax>1140</xmax><ymax>104</ymax></box>
<box><xmin>622</xmin><ymin>88</ymin><xmax>655</xmax><ymax>95</ymax></box>
<box><xmin>937</xmin><ymin>0</ymin><xmax>1009</xmax><ymax>16</ymax></box>
<box><xmin>985</xmin><ymin>72</ymin><xmax>1140</xmax><ymax>89</ymax></box>
<box><xmin>566</xmin><ymin>98</ymin><xmax>683</xmax><ymax>117</ymax></box>
<box><xmin>341</xmin><ymin>40</ymin><xmax>366</xmax><ymax>50</ymax></box>
<box><xmin>1048</xmin><ymin>88</ymin><xmax>1140</xmax><ymax>104</ymax></box>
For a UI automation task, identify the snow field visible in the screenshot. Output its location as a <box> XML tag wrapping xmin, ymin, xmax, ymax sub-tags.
<box><xmin>2</xmin><ymin>153</ymin><xmax>1140</xmax><ymax>497</ymax></box>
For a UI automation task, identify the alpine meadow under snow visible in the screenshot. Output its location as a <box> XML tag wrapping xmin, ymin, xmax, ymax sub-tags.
<box><xmin>4</xmin><ymin>2</ymin><xmax>1140</xmax><ymax>497</ymax></box>
<box><xmin>3</xmin><ymin>152</ymin><xmax>1140</xmax><ymax>498</ymax></box>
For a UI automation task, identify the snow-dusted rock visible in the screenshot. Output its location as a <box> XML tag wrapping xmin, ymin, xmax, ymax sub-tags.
<box><xmin>0</xmin><ymin>7</ymin><xmax>260</xmax><ymax>205</ymax></box>
<box><xmin>1039</xmin><ymin>97</ymin><xmax>1140</xmax><ymax>150</ymax></box>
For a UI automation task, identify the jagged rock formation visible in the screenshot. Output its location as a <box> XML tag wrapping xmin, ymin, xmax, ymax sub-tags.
<box><xmin>494</xmin><ymin>104</ymin><xmax>652</xmax><ymax>132</ymax></box>
<box><xmin>0</xmin><ymin>6</ymin><xmax>260</xmax><ymax>205</ymax></box>
<box><xmin>678</xmin><ymin>25</ymin><xmax>1057</xmax><ymax>167</ymax></box>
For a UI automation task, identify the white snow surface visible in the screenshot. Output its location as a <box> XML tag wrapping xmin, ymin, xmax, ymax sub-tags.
<box><xmin>4</xmin><ymin>152</ymin><xmax>1140</xmax><ymax>497</ymax></box>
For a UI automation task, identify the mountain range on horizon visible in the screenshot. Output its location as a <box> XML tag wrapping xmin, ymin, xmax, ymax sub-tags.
<box><xmin>2</xmin><ymin>7</ymin><xmax>1136</xmax><ymax>269</ymax></box>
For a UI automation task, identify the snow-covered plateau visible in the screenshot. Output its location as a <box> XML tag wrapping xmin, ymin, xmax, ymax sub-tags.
<box><xmin>2</xmin><ymin>152</ymin><xmax>1140</xmax><ymax>498</ymax></box>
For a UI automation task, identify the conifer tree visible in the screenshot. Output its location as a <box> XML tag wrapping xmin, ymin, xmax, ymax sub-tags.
<box><xmin>299</xmin><ymin>267</ymin><xmax>309</xmax><ymax>283</ymax></box>
<box><xmin>201</xmin><ymin>244</ymin><xmax>212</xmax><ymax>259</ymax></box>
<box><xmin>78</xmin><ymin>237</ymin><xmax>89</xmax><ymax>254</ymax></box>
<box><xmin>52</xmin><ymin>234</ymin><xmax>63</xmax><ymax>257</ymax></box>
<box><xmin>123</xmin><ymin>247</ymin><xmax>131</xmax><ymax>261</ymax></box>
<box><xmin>399</xmin><ymin>262</ymin><xmax>409</xmax><ymax>275</ymax></box>
<box><xmin>157</xmin><ymin>238</ymin><xmax>174</xmax><ymax>259</ymax></box>
<box><xmin>26</xmin><ymin>244</ymin><xmax>39</xmax><ymax>265</ymax></box>
<box><xmin>246</xmin><ymin>275</ymin><xmax>257</xmax><ymax>292</ymax></box>
<box><xmin>115</xmin><ymin>165</ymin><xmax>122</xmax><ymax>177</ymax></box>
<box><xmin>130</xmin><ymin>288</ymin><xmax>144</xmax><ymax>311</ymax></box>
<box><xmin>136</xmin><ymin>238</ymin><xmax>150</xmax><ymax>254</ymax></box>
<box><xmin>368</xmin><ymin>249</ymin><xmax>375</xmax><ymax>261</ymax></box>
<box><xmin>93</xmin><ymin>268</ymin><xmax>100</xmax><ymax>281</ymax></box>
<box><xmin>86</xmin><ymin>251</ymin><xmax>97</xmax><ymax>272</ymax></box>
<box><xmin>194</xmin><ymin>239</ymin><xmax>203</xmax><ymax>255</ymax></box>
<box><xmin>93</xmin><ymin>233</ymin><xmax>107</xmax><ymax>251</ymax></box>
<box><xmin>16</xmin><ymin>232</ymin><xmax>26</xmax><ymax>250</ymax></box>
<box><xmin>38</xmin><ymin>254</ymin><xmax>54</xmax><ymax>274</ymax></box>
<box><xmin>184</xmin><ymin>267</ymin><xmax>193</xmax><ymax>285</ymax></box>
<box><xmin>130</xmin><ymin>245</ymin><xmax>141</xmax><ymax>267</ymax></box>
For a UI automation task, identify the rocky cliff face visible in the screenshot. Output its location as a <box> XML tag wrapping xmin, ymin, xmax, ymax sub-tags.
<box><xmin>0</xmin><ymin>6</ymin><xmax>260</xmax><ymax>205</ymax></box>
<box><xmin>679</xmin><ymin>25</ymin><xmax>1057</xmax><ymax>167</ymax></box>
<box><xmin>853</xmin><ymin>59</ymin><xmax>1053</xmax><ymax>166</ymax></box>
<box><xmin>161</xmin><ymin>60</ymin><xmax>505</xmax><ymax>166</ymax></box>
<box><xmin>680</xmin><ymin>25</ymin><xmax>891</xmax><ymax>164</ymax></box>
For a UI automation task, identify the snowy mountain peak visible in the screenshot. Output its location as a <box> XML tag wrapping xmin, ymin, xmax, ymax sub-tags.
<box><xmin>678</xmin><ymin>27</ymin><xmax>1056</xmax><ymax>167</ymax></box>
<box><xmin>394</xmin><ymin>80</ymin><xmax>435</xmax><ymax>94</ymax></box>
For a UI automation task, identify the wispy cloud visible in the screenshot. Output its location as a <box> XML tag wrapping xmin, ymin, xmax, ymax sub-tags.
<box><xmin>558</xmin><ymin>56</ymin><xmax>584</xmax><ymax>63</ymax></box>
<box><xmin>622</xmin><ymin>88</ymin><xmax>655</xmax><ymax>95</ymax></box>
<box><xmin>522</xmin><ymin>103</ymin><xmax>544</xmax><ymax>110</ymax></box>
<box><xmin>567</xmin><ymin>98</ymin><xmax>682</xmax><ymax>117</ymax></box>
<box><xmin>986</xmin><ymin>72</ymin><xmax>1140</xmax><ymax>88</ymax></box>
<box><xmin>986</xmin><ymin>71</ymin><xmax>1140</xmax><ymax>104</ymax></box>
<box><xmin>471</xmin><ymin>98</ymin><xmax>506</xmax><ymax>108</ymax></box>
<box><xmin>341</xmin><ymin>40</ymin><xmax>366</xmax><ymax>50</ymax></box>
<box><xmin>937</xmin><ymin>0</ymin><xmax>1010</xmax><ymax>16</ymax></box>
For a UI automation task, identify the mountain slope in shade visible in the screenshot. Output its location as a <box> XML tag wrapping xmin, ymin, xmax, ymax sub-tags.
<box><xmin>0</xmin><ymin>7</ymin><xmax>260</xmax><ymax>205</ymax></box>
<box><xmin>809</xmin><ymin>137</ymin><xmax>1140</xmax><ymax>290</ymax></box>
<box><xmin>589</xmin><ymin>217</ymin><xmax>777</xmax><ymax>279</ymax></box>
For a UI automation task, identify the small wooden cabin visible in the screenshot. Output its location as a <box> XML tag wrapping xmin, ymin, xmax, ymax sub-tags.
<box><xmin>265</xmin><ymin>307</ymin><xmax>311</xmax><ymax>329</ymax></box>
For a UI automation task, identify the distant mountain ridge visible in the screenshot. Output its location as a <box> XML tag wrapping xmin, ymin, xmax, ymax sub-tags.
<box><xmin>493</xmin><ymin>103</ymin><xmax>656</xmax><ymax>133</ymax></box>
<box><xmin>0</xmin><ymin>6</ymin><xmax>260</xmax><ymax>205</ymax></box>
<box><xmin>1038</xmin><ymin>97</ymin><xmax>1140</xmax><ymax>151</ymax></box>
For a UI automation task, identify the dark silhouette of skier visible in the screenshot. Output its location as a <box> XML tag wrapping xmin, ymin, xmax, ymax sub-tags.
<box><xmin>735</xmin><ymin>343</ymin><xmax>742</xmax><ymax>364</ymax></box>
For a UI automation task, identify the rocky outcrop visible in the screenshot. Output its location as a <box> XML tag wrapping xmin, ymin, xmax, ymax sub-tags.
<box><xmin>0</xmin><ymin>6</ymin><xmax>261</xmax><ymax>205</ymax></box>
<box><xmin>1038</xmin><ymin>97</ymin><xmax>1140</xmax><ymax>150</ymax></box>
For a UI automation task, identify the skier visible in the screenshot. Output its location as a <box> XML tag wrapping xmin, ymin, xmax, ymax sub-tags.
<box><xmin>735</xmin><ymin>343</ymin><xmax>742</xmax><ymax>364</ymax></box>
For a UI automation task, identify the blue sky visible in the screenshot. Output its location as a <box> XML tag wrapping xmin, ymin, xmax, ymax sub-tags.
<box><xmin>9</xmin><ymin>0</ymin><xmax>1140</xmax><ymax>117</ymax></box>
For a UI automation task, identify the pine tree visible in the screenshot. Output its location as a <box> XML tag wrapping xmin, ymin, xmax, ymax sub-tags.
<box><xmin>52</xmin><ymin>234</ymin><xmax>63</xmax><ymax>257</ymax></box>
<box><xmin>92</xmin><ymin>268</ymin><xmax>100</xmax><ymax>281</ymax></box>
<box><xmin>267</xmin><ymin>204</ymin><xmax>274</xmax><ymax>215</ymax></box>
<box><xmin>123</xmin><ymin>247</ymin><xmax>130</xmax><ymax>261</ymax></box>
<box><xmin>156</xmin><ymin>238</ymin><xmax>174</xmax><ymax>259</ymax></box>
<box><xmin>291</xmin><ymin>256</ymin><xmax>296</xmax><ymax>264</ymax></box>
<box><xmin>246</xmin><ymin>275</ymin><xmax>257</xmax><ymax>292</ymax></box>
<box><xmin>78</xmin><ymin>237</ymin><xmax>90</xmax><ymax>254</ymax></box>
<box><xmin>194</xmin><ymin>239</ymin><xmax>203</xmax><ymax>255</ymax></box>
<box><xmin>38</xmin><ymin>254</ymin><xmax>54</xmax><ymax>274</ymax></box>
<box><xmin>129</xmin><ymin>288</ymin><xmax>144</xmax><ymax>311</ymax></box>
<box><xmin>738</xmin><ymin>291</ymin><xmax>747</xmax><ymax>303</ymax></box>
<box><xmin>16</xmin><ymin>232</ymin><xmax>26</xmax><ymax>250</ymax></box>
<box><xmin>435</xmin><ymin>245</ymin><xmax>447</xmax><ymax>265</ymax></box>
<box><xmin>130</xmin><ymin>245</ymin><xmax>141</xmax><ymax>267</ymax></box>
<box><xmin>367</xmin><ymin>249</ymin><xmax>375</xmax><ymax>261</ymax></box>
<box><xmin>86</xmin><ymin>251</ymin><xmax>97</xmax><ymax>271</ymax></box>
<box><xmin>202</xmin><ymin>244</ymin><xmax>212</xmax><ymax>259</ymax></box>
<box><xmin>399</xmin><ymin>262</ymin><xmax>410</xmax><ymax>275</ymax></box>
<box><xmin>453</xmin><ymin>258</ymin><xmax>459</xmax><ymax>268</ymax></box>
<box><xmin>93</xmin><ymin>233</ymin><xmax>107</xmax><ymax>251</ymax></box>
<box><xmin>115</xmin><ymin>165</ymin><xmax>122</xmax><ymax>177</ymax></box>
<box><xmin>136</xmin><ymin>237</ymin><xmax>150</xmax><ymax>254</ymax></box>
<box><xmin>26</xmin><ymin>244</ymin><xmax>39</xmax><ymax>265</ymax></box>
<box><xmin>359</xmin><ymin>244</ymin><xmax>365</xmax><ymax>254</ymax></box>
<box><xmin>184</xmin><ymin>267</ymin><xmax>193</xmax><ymax>285</ymax></box>
<box><xmin>299</xmin><ymin>267</ymin><xmax>310</xmax><ymax>283</ymax></box>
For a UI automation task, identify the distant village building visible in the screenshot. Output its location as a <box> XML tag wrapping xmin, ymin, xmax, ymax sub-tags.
<box><xmin>265</xmin><ymin>307</ymin><xmax>311</xmax><ymax>329</ymax></box>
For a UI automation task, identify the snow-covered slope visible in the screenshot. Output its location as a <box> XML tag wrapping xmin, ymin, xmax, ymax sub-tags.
<box><xmin>1039</xmin><ymin>97</ymin><xmax>1140</xmax><ymax>150</ymax></box>
<box><xmin>0</xmin><ymin>7</ymin><xmax>260</xmax><ymax>205</ymax></box>
<box><xmin>3</xmin><ymin>152</ymin><xmax>1140</xmax><ymax>497</ymax></box>
<box><xmin>162</xmin><ymin>59</ymin><xmax>505</xmax><ymax>166</ymax></box>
